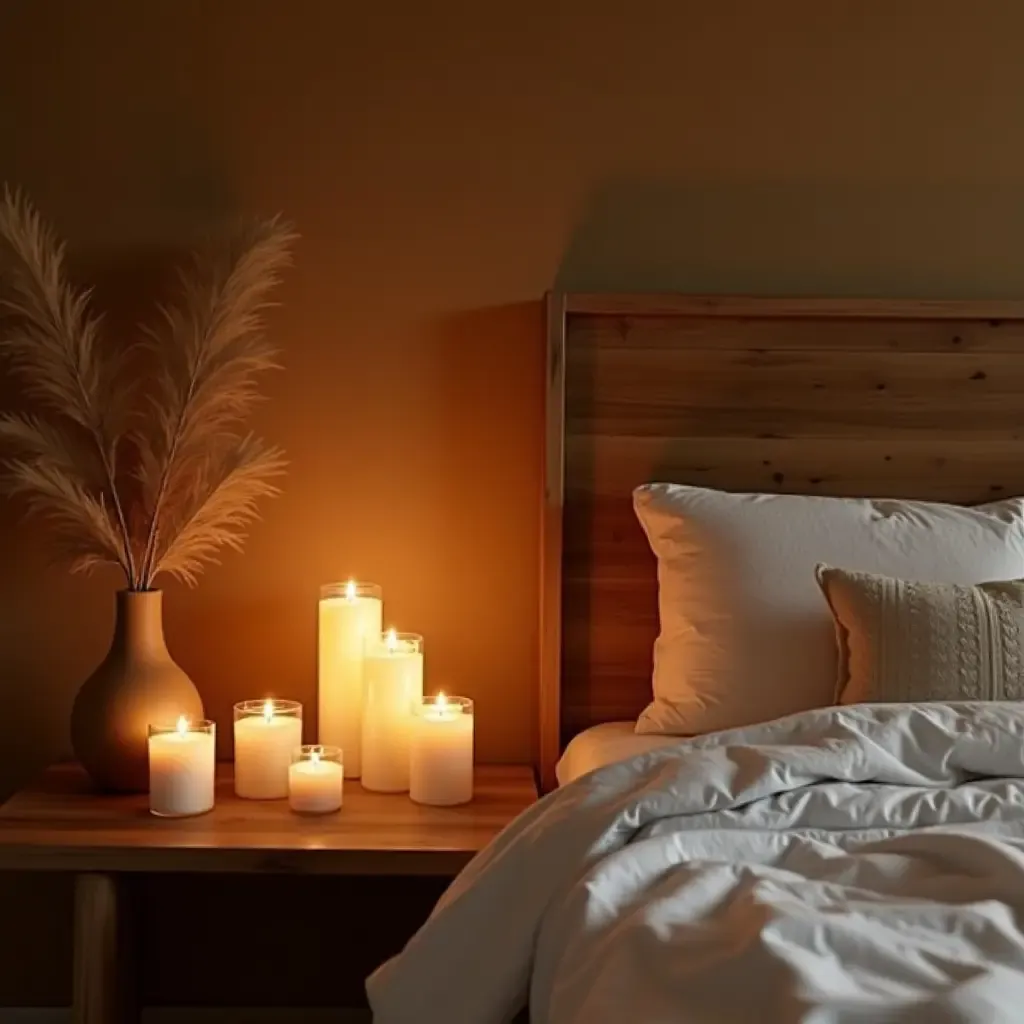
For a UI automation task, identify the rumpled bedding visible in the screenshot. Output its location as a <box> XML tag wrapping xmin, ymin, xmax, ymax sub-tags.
<box><xmin>367</xmin><ymin>702</ymin><xmax>1024</xmax><ymax>1023</ymax></box>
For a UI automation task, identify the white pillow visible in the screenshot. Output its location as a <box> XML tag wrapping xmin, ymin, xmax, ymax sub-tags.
<box><xmin>633</xmin><ymin>483</ymin><xmax>1024</xmax><ymax>736</ymax></box>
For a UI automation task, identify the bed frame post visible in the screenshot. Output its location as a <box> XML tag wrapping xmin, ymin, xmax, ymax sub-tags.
<box><xmin>540</xmin><ymin>291</ymin><xmax>567</xmax><ymax>792</ymax></box>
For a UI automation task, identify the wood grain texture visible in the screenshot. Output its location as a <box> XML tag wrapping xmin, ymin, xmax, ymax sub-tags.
<box><xmin>564</xmin><ymin>294</ymin><xmax>1024</xmax><ymax>320</ymax></box>
<box><xmin>540</xmin><ymin>291</ymin><xmax>567</xmax><ymax>794</ymax></box>
<box><xmin>541</xmin><ymin>294</ymin><xmax>1024</xmax><ymax>788</ymax></box>
<box><xmin>568</xmin><ymin>315</ymin><xmax>1024</xmax><ymax>353</ymax></box>
<box><xmin>73</xmin><ymin>873</ymin><xmax>134</xmax><ymax>1024</ymax></box>
<box><xmin>0</xmin><ymin>764</ymin><xmax>537</xmax><ymax>876</ymax></box>
<box><xmin>568</xmin><ymin>350</ymin><xmax>1024</xmax><ymax>439</ymax></box>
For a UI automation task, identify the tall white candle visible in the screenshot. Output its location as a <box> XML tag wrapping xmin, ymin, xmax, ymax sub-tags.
<box><xmin>288</xmin><ymin>745</ymin><xmax>344</xmax><ymax>814</ymax></box>
<box><xmin>148</xmin><ymin>717</ymin><xmax>216</xmax><ymax>817</ymax></box>
<box><xmin>410</xmin><ymin>695</ymin><xmax>474</xmax><ymax>806</ymax></box>
<box><xmin>361</xmin><ymin>630</ymin><xmax>423</xmax><ymax>793</ymax></box>
<box><xmin>318</xmin><ymin>581</ymin><xmax>383</xmax><ymax>778</ymax></box>
<box><xmin>233</xmin><ymin>699</ymin><xmax>303</xmax><ymax>799</ymax></box>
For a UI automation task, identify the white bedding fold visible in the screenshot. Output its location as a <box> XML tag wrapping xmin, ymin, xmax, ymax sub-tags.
<box><xmin>367</xmin><ymin>702</ymin><xmax>1024</xmax><ymax>1024</ymax></box>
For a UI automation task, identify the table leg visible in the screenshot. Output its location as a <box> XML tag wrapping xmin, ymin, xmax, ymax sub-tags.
<box><xmin>73</xmin><ymin>873</ymin><xmax>137</xmax><ymax>1024</ymax></box>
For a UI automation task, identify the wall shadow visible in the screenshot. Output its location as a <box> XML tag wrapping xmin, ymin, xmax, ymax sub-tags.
<box><xmin>555</xmin><ymin>178</ymin><xmax>1024</xmax><ymax>298</ymax></box>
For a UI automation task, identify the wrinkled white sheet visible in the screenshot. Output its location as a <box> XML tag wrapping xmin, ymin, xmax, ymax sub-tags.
<box><xmin>367</xmin><ymin>702</ymin><xmax>1024</xmax><ymax>1024</ymax></box>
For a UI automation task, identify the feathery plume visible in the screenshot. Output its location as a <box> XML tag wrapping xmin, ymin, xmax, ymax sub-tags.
<box><xmin>0</xmin><ymin>189</ymin><xmax>293</xmax><ymax>589</ymax></box>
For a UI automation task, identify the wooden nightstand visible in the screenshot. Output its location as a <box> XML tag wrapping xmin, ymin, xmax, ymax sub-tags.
<box><xmin>0</xmin><ymin>763</ymin><xmax>537</xmax><ymax>1023</ymax></box>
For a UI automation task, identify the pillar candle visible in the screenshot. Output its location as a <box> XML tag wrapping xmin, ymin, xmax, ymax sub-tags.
<box><xmin>148</xmin><ymin>718</ymin><xmax>216</xmax><ymax>817</ymax></box>
<box><xmin>288</xmin><ymin>745</ymin><xmax>344</xmax><ymax>814</ymax></box>
<box><xmin>318</xmin><ymin>581</ymin><xmax>383</xmax><ymax>778</ymax></box>
<box><xmin>361</xmin><ymin>630</ymin><xmax>423</xmax><ymax>793</ymax></box>
<box><xmin>410</xmin><ymin>695</ymin><xmax>474</xmax><ymax>806</ymax></box>
<box><xmin>233</xmin><ymin>699</ymin><xmax>303</xmax><ymax>799</ymax></box>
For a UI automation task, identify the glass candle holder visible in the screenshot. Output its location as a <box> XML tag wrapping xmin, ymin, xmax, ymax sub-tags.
<box><xmin>148</xmin><ymin>717</ymin><xmax>216</xmax><ymax>818</ymax></box>
<box><xmin>289</xmin><ymin>744</ymin><xmax>344</xmax><ymax>814</ymax></box>
<box><xmin>233</xmin><ymin>699</ymin><xmax>303</xmax><ymax>799</ymax></box>
<box><xmin>410</xmin><ymin>695</ymin><xmax>474</xmax><ymax>806</ymax></box>
<box><xmin>318</xmin><ymin>581</ymin><xmax>383</xmax><ymax>780</ymax></box>
<box><xmin>361</xmin><ymin>630</ymin><xmax>424</xmax><ymax>793</ymax></box>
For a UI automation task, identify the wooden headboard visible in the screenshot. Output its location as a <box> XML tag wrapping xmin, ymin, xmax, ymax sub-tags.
<box><xmin>540</xmin><ymin>293</ymin><xmax>1024</xmax><ymax>791</ymax></box>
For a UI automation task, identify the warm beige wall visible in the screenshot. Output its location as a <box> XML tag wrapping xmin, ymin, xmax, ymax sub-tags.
<box><xmin>3</xmin><ymin>0</ymin><xmax>1024</xmax><ymax>1002</ymax></box>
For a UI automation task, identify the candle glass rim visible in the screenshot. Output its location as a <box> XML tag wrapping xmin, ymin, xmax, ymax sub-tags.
<box><xmin>148</xmin><ymin>719</ymin><xmax>216</xmax><ymax>736</ymax></box>
<box><xmin>416</xmin><ymin>696</ymin><xmax>473</xmax><ymax>715</ymax></box>
<box><xmin>233</xmin><ymin>699</ymin><xmax>303</xmax><ymax>717</ymax></box>
<box><xmin>319</xmin><ymin>581</ymin><xmax>382</xmax><ymax>601</ymax></box>
<box><xmin>370</xmin><ymin>630</ymin><xmax>424</xmax><ymax>653</ymax></box>
<box><xmin>292</xmin><ymin>743</ymin><xmax>343</xmax><ymax>763</ymax></box>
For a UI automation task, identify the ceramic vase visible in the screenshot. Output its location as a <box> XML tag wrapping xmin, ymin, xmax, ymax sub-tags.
<box><xmin>70</xmin><ymin>589</ymin><xmax>204</xmax><ymax>793</ymax></box>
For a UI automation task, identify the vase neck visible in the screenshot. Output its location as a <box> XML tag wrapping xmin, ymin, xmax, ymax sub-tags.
<box><xmin>113</xmin><ymin>590</ymin><xmax>169</xmax><ymax>658</ymax></box>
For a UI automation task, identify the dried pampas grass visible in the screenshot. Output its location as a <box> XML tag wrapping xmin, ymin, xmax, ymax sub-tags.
<box><xmin>0</xmin><ymin>187</ymin><xmax>295</xmax><ymax>590</ymax></box>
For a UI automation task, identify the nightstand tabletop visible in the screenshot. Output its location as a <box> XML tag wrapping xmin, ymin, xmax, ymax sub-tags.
<box><xmin>0</xmin><ymin>762</ymin><xmax>538</xmax><ymax>876</ymax></box>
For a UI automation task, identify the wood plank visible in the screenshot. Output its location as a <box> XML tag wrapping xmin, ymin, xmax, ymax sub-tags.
<box><xmin>0</xmin><ymin>764</ymin><xmax>537</xmax><ymax>875</ymax></box>
<box><xmin>567</xmin><ymin>349</ymin><xmax>1024</xmax><ymax>439</ymax></box>
<box><xmin>72</xmin><ymin>873</ymin><xmax>135</xmax><ymax>1024</ymax></box>
<box><xmin>572</xmin><ymin>407</ymin><xmax>1024</xmax><ymax>440</ymax></box>
<box><xmin>540</xmin><ymin>291</ymin><xmax>567</xmax><ymax>794</ymax></box>
<box><xmin>565</xmin><ymin>437</ymin><xmax>1024</xmax><ymax>503</ymax></box>
<box><xmin>569</xmin><ymin>314</ymin><xmax>1024</xmax><ymax>352</ymax></box>
<box><xmin>564</xmin><ymin>294</ymin><xmax>1024</xmax><ymax>320</ymax></box>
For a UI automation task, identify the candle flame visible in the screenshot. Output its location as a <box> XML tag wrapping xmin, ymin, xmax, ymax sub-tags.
<box><xmin>311</xmin><ymin>749</ymin><xmax>321</xmax><ymax>766</ymax></box>
<box><xmin>176</xmin><ymin>715</ymin><xmax>190</xmax><ymax>735</ymax></box>
<box><xmin>435</xmin><ymin>692</ymin><xmax>447</xmax><ymax>710</ymax></box>
<box><xmin>345</xmin><ymin>579</ymin><xmax>356</xmax><ymax>601</ymax></box>
<box><xmin>263</xmin><ymin>700</ymin><xmax>274</xmax><ymax>722</ymax></box>
<box><xmin>385</xmin><ymin>627</ymin><xmax>398</xmax><ymax>652</ymax></box>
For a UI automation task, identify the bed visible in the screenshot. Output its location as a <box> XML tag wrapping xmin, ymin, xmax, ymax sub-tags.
<box><xmin>370</xmin><ymin>293</ymin><xmax>1024</xmax><ymax>1023</ymax></box>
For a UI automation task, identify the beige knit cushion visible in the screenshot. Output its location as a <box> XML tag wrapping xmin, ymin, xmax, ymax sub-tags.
<box><xmin>815</xmin><ymin>565</ymin><xmax>1024</xmax><ymax>705</ymax></box>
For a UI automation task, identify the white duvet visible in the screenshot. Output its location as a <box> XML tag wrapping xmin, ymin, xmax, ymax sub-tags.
<box><xmin>367</xmin><ymin>702</ymin><xmax>1024</xmax><ymax>1023</ymax></box>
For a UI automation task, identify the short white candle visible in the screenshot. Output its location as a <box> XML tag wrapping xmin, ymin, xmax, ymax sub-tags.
<box><xmin>361</xmin><ymin>630</ymin><xmax>424</xmax><ymax>793</ymax></box>
<box><xmin>410</xmin><ymin>695</ymin><xmax>474</xmax><ymax>806</ymax></box>
<box><xmin>148</xmin><ymin>717</ymin><xmax>216</xmax><ymax>818</ymax></box>
<box><xmin>234</xmin><ymin>699</ymin><xmax>303</xmax><ymax>799</ymax></box>
<box><xmin>318</xmin><ymin>580</ymin><xmax>383</xmax><ymax>778</ymax></box>
<box><xmin>289</xmin><ymin>745</ymin><xmax>344</xmax><ymax>814</ymax></box>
